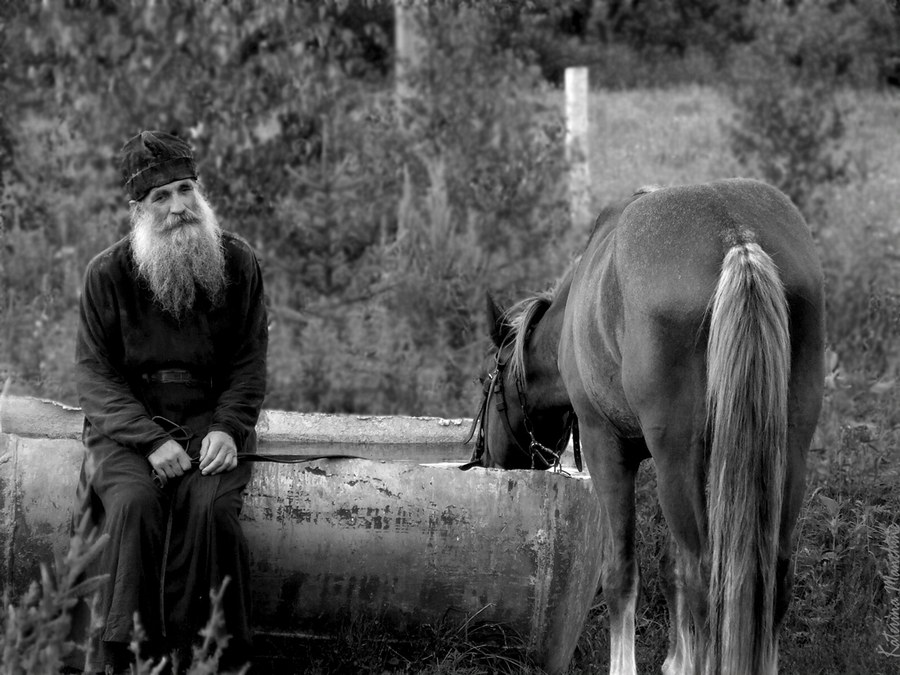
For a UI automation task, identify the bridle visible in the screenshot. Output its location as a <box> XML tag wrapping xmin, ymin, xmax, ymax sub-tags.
<box><xmin>461</xmin><ymin>345</ymin><xmax>581</xmax><ymax>472</ymax></box>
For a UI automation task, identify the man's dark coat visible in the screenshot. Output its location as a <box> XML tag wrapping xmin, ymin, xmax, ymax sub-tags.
<box><xmin>72</xmin><ymin>230</ymin><xmax>267</xmax><ymax>667</ymax></box>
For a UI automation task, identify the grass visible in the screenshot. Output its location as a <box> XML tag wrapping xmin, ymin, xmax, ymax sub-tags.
<box><xmin>587</xmin><ymin>85</ymin><xmax>745</xmax><ymax>206</ymax></box>
<box><xmin>251</xmin><ymin>613</ymin><xmax>539</xmax><ymax>674</ymax></box>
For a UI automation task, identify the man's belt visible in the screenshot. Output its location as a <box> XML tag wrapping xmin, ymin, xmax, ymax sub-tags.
<box><xmin>142</xmin><ymin>369</ymin><xmax>212</xmax><ymax>386</ymax></box>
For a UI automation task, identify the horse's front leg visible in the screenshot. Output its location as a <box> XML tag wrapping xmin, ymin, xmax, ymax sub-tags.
<box><xmin>586</xmin><ymin>428</ymin><xmax>641</xmax><ymax>675</ymax></box>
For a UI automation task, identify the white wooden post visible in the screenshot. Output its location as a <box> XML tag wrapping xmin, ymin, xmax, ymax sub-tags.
<box><xmin>565</xmin><ymin>67</ymin><xmax>592</xmax><ymax>230</ymax></box>
<box><xmin>394</xmin><ymin>1</ymin><xmax>427</xmax><ymax>125</ymax></box>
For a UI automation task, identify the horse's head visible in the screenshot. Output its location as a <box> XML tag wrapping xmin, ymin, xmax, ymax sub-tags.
<box><xmin>463</xmin><ymin>293</ymin><xmax>577</xmax><ymax>471</ymax></box>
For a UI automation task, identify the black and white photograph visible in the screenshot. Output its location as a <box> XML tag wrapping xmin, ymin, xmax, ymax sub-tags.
<box><xmin>0</xmin><ymin>1</ymin><xmax>898</xmax><ymax>674</ymax></box>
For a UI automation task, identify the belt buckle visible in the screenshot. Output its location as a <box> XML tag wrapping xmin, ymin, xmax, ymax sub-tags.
<box><xmin>159</xmin><ymin>369</ymin><xmax>191</xmax><ymax>384</ymax></box>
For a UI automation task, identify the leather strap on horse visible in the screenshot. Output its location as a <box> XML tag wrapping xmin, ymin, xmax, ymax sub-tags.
<box><xmin>460</xmin><ymin>353</ymin><xmax>582</xmax><ymax>473</ymax></box>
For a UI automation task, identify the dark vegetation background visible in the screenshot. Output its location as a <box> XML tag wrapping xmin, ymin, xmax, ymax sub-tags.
<box><xmin>0</xmin><ymin>0</ymin><xmax>897</xmax><ymax>417</ymax></box>
<box><xmin>1</xmin><ymin>1</ymin><xmax>898</xmax><ymax>673</ymax></box>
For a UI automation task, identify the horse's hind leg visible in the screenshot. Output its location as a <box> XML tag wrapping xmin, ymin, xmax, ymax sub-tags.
<box><xmin>581</xmin><ymin>422</ymin><xmax>641</xmax><ymax>675</ymax></box>
<box><xmin>660</xmin><ymin>535</ymin><xmax>696</xmax><ymax>675</ymax></box>
<box><xmin>637</xmin><ymin>400</ymin><xmax>715</xmax><ymax>674</ymax></box>
<box><xmin>648</xmin><ymin>425</ymin><xmax>709</xmax><ymax>675</ymax></box>
<box><xmin>622</xmin><ymin>347</ymin><xmax>709</xmax><ymax>674</ymax></box>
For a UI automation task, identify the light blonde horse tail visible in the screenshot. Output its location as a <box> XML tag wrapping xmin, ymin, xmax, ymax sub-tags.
<box><xmin>706</xmin><ymin>241</ymin><xmax>790</xmax><ymax>675</ymax></box>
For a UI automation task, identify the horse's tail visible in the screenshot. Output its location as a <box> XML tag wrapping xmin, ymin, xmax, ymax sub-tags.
<box><xmin>705</xmin><ymin>241</ymin><xmax>790</xmax><ymax>675</ymax></box>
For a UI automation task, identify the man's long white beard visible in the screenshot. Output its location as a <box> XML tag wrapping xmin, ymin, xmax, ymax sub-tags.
<box><xmin>130</xmin><ymin>190</ymin><xmax>226</xmax><ymax>318</ymax></box>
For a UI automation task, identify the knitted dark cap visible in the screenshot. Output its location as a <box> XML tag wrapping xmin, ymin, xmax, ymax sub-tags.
<box><xmin>120</xmin><ymin>130</ymin><xmax>198</xmax><ymax>201</ymax></box>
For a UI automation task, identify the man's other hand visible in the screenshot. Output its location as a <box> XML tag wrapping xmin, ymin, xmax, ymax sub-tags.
<box><xmin>148</xmin><ymin>439</ymin><xmax>194</xmax><ymax>486</ymax></box>
<box><xmin>199</xmin><ymin>430</ymin><xmax>238</xmax><ymax>475</ymax></box>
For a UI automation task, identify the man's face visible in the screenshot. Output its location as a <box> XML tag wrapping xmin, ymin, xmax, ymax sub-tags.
<box><xmin>129</xmin><ymin>177</ymin><xmax>226</xmax><ymax>316</ymax></box>
<box><xmin>139</xmin><ymin>178</ymin><xmax>202</xmax><ymax>232</ymax></box>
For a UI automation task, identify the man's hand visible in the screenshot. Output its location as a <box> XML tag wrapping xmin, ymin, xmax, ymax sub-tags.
<box><xmin>148</xmin><ymin>439</ymin><xmax>194</xmax><ymax>486</ymax></box>
<box><xmin>199</xmin><ymin>430</ymin><xmax>238</xmax><ymax>475</ymax></box>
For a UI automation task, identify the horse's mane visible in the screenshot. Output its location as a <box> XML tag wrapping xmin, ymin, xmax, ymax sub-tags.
<box><xmin>504</xmin><ymin>294</ymin><xmax>550</xmax><ymax>384</ymax></box>
<box><xmin>502</xmin><ymin>265</ymin><xmax>573</xmax><ymax>384</ymax></box>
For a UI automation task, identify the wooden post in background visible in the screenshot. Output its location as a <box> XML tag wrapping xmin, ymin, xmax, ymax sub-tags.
<box><xmin>394</xmin><ymin>1</ymin><xmax>428</xmax><ymax>127</ymax></box>
<box><xmin>565</xmin><ymin>67</ymin><xmax>592</xmax><ymax>231</ymax></box>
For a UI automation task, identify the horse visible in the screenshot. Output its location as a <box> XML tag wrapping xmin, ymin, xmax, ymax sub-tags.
<box><xmin>464</xmin><ymin>178</ymin><xmax>825</xmax><ymax>675</ymax></box>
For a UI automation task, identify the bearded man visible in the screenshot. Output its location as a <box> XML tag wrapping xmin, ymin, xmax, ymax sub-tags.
<box><xmin>71</xmin><ymin>130</ymin><xmax>267</xmax><ymax>673</ymax></box>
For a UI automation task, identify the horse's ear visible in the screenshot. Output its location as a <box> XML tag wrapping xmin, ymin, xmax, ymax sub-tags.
<box><xmin>486</xmin><ymin>292</ymin><xmax>508</xmax><ymax>347</ymax></box>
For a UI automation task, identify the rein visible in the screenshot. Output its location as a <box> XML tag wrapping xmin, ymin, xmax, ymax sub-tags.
<box><xmin>461</xmin><ymin>349</ymin><xmax>581</xmax><ymax>472</ymax></box>
<box><xmin>150</xmin><ymin>452</ymin><xmax>366</xmax><ymax>488</ymax></box>
<box><xmin>149</xmin><ymin>416</ymin><xmax>364</xmax><ymax>487</ymax></box>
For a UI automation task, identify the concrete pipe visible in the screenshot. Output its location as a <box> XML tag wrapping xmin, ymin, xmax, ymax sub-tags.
<box><xmin>0</xmin><ymin>396</ymin><xmax>602</xmax><ymax>674</ymax></box>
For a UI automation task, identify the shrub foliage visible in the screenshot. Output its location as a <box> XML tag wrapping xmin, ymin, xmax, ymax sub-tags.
<box><xmin>1</xmin><ymin>0</ymin><xmax>897</xmax><ymax>415</ymax></box>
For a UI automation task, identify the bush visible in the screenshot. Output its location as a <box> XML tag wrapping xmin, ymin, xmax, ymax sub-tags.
<box><xmin>723</xmin><ymin>0</ymin><xmax>859</xmax><ymax>214</ymax></box>
<box><xmin>209</xmin><ymin>3</ymin><xmax>570</xmax><ymax>416</ymax></box>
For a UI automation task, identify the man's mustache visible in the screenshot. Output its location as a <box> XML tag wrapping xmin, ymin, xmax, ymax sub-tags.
<box><xmin>163</xmin><ymin>211</ymin><xmax>201</xmax><ymax>230</ymax></box>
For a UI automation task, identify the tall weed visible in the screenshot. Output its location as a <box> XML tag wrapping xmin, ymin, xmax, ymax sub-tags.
<box><xmin>0</xmin><ymin>513</ymin><xmax>248</xmax><ymax>675</ymax></box>
<box><xmin>0</xmin><ymin>514</ymin><xmax>106</xmax><ymax>675</ymax></box>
